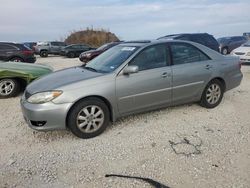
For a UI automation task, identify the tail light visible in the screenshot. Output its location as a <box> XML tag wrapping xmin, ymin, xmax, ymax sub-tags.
<box><xmin>22</xmin><ymin>50</ymin><xmax>33</xmax><ymax>55</ymax></box>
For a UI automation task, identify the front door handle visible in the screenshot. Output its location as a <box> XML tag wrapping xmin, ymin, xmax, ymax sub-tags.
<box><xmin>205</xmin><ymin>65</ymin><xmax>213</xmax><ymax>69</ymax></box>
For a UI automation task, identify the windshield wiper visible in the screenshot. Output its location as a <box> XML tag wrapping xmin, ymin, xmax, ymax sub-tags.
<box><xmin>84</xmin><ymin>66</ymin><xmax>98</xmax><ymax>72</ymax></box>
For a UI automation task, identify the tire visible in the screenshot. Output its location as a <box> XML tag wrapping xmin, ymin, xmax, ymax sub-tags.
<box><xmin>200</xmin><ymin>79</ymin><xmax>224</xmax><ymax>108</ymax></box>
<box><xmin>10</xmin><ymin>57</ymin><xmax>23</xmax><ymax>62</ymax></box>
<box><xmin>67</xmin><ymin>97</ymin><xmax>110</xmax><ymax>139</ymax></box>
<box><xmin>40</xmin><ymin>50</ymin><xmax>48</xmax><ymax>57</ymax></box>
<box><xmin>68</xmin><ymin>52</ymin><xmax>75</xmax><ymax>58</ymax></box>
<box><xmin>221</xmin><ymin>47</ymin><xmax>228</xmax><ymax>55</ymax></box>
<box><xmin>0</xmin><ymin>79</ymin><xmax>20</xmax><ymax>98</ymax></box>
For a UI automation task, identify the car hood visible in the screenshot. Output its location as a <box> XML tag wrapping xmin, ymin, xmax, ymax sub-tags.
<box><xmin>0</xmin><ymin>62</ymin><xmax>53</xmax><ymax>78</ymax></box>
<box><xmin>233</xmin><ymin>46</ymin><xmax>250</xmax><ymax>53</ymax></box>
<box><xmin>81</xmin><ymin>49</ymin><xmax>101</xmax><ymax>55</ymax></box>
<box><xmin>26</xmin><ymin>66</ymin><xmax>103</xmax><ymax>94</ymax></box>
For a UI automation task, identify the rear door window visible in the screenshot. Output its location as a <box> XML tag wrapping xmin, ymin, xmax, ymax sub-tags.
<box><xmin>170</xmin><ymin>43</ymin><xmax>210</xmax><ymax>65</ymax></box>
<box><xmin>0</xmin><ymin>44</ymin><xmax>18</xmax><ymax>50</ymax></box>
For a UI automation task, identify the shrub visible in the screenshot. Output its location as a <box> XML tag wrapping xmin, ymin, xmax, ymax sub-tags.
<box><xmin>64</xmin><ymin>28</ymin><xmax>120</xmax><ymax>47</ymax></box>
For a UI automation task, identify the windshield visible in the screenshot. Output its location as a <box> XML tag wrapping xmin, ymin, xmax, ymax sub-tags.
<box><xmin>242</xmin><ymin>41</ymin><xmax>250</xmax><ymax>47</ymax></box>
<box><xmin>85</xmin><ymin>45</ymin><xmax>139</xmax><ymax>73</ymax></box>
<box><xmin>217</xmin><ymin>37</ymin><xmax>230</xmax><ymax>43</ymax></box>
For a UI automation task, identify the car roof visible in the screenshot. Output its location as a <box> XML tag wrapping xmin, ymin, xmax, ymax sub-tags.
<box><xmin>218</xmin><ymin>36</ymin><xmax>245</xmax><ymax>39</ymax></box>
<box><xmin>0</xmin><ymin>42</ymin><xmax>18</xmax><ymax>45</ymax></box>
<box><xmin>158</xmin><ymin>33</ymin><xmax>211</xmax><ymax>39</ymax></box>
<box><xmin>118</xmin><ymin>39</ymin><xmax>203</xmax><ymax>47</ymax></box>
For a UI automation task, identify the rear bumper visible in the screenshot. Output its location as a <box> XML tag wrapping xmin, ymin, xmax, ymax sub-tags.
<box><xmin>226</xmin><ymin>72</ymin><xmax>243</xmax><ymax>91</ymax></box>
<box><xmin>20</xmin><ymin>95</ymin><xmax>72</xmax><ymax>131</ymax></box>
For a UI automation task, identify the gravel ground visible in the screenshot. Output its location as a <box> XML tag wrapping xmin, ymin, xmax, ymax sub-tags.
<box><xmin>0</xmin><ymin>56</ymin><xmax>250</xmax><ymax>188</ymax></box>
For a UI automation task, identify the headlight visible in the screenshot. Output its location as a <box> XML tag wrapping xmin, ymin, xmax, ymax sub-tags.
<box><xmin>27</xmin><ymin>91</ymin><xmax>62</xmax><ymax>104</ymax></box>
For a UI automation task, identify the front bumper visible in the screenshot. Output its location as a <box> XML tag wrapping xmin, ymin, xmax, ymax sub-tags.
<box><xmin>240</xmin><ymin>57</ymin><xmax>250</xmax><ymax>63</ymax></box>
<box><xmin>232</xmin><ymin>54</ymin><xmax>250</xmax><ymax>63</ymax></box>
<box><xmin>25</xmin><ymin>56</ymin><xmax>36</xmax><ymax>63</ymax></box>
<box><xmin>60</xmin><ymin>51</ymin><xmax>67</xmax><ymax>56</ymax></box>
<box><xmin>20</xmin><ymin>95</ymin><xmax>72</xmax><ymax>131</ymax></box>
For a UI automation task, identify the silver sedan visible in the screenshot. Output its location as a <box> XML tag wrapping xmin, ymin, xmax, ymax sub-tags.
<box><xmin>21</xmin><ymin>40</ymin><xmax>243</xmax><ymax>139</ymax></box>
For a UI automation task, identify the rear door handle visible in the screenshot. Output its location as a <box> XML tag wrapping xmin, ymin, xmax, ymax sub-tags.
<box><xmin>162</xmin><ymin>72</ymin><xmax>171</xmax><ymax>78</ymax></box>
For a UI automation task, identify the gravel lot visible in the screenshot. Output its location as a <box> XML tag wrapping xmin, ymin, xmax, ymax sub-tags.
<box><xmin>0</xmin><ymin>56</ymin><xmax>250</xmax><ymax>188</ymax></box>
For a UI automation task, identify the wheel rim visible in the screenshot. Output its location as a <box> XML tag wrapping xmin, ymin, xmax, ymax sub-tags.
<box><xmin>76</xmin><ymin>105</ymin><xmax>104</xmax><ymax>133</ymax></box>
<box><xmin>222</xmin><ymin>48</ymin><xmax>227</xmax><ymax>55</ymax></box>
<box><xmin>13</xmin><ymin>59</ymin><xmax>21</xmax><ymax>62</ymax></box>
<box><xmin>206</xmin><ymin>83</ymin><xmax>221</xmax><ymax>105</ymax></box>
<box><xmin>0</xmin><ymin>80</ymin><xmax>15</xmax><ymax>96</ymax></box>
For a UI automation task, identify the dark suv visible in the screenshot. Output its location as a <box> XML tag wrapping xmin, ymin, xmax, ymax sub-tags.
<box><xmin>158</xmin><ymin>33</ymin><xmax>219</xmax><ymax>52</ymax></box>
<box><xmin>60</xmin><ymin>44</ymin><xmax>94</xmax><ymax>58</ymax></box>
<box><xmin>0</xmin><ymin>42</ymin><xmax>36</xmax><ymax>63</ymax></box>
<box><xmin>217</xmin><ymin>36</ymin><xmax>248</xmax><ymax>55</ymax></box>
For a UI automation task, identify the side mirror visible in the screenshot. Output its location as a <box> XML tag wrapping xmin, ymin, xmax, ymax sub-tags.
<box><xmin>123</xmin><ymin>65</ymin><xmax>139</xmax><ymax>75</ymax></box>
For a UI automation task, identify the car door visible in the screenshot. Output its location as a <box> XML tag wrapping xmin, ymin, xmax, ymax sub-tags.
<box><xmin>229</xmin><ymin>37</ymin><xmax>241</xmax><ymax>51</ymax></box>
<box><xmin>170</xmin><ymin>42</ymin><xmax>213</xmax><ymax>105</ymax></box>
<box><xmin>0</xmin><ymin>44</ymin><xmax>18</xmax><ymax>61</ymax></box>
<box><xmin>0</xmin><ymin>44</ymin><xmax>6</xmax><ymax>60</ymax></box>
<box><xmin>50</xmin><ymin>42</ymin><xmax>63</xmax><ymax>53</ymax></box>
<box><xmin>116</xmin><ymin>44</ymin><xmax>172</xmax><ymax>115</ymax></box>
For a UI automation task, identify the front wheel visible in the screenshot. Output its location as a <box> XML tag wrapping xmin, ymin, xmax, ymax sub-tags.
<box><xmin>10</xmin><ymin>57</ymin><xmax>23</xmax><ymax>62</ymax></box>
<box><xmin>67</xmin><ymin>98</ymin><xmax>110</xmax><ymax>139</ymax></box>
<box><xmin>0</xmin><ymin>79</ymin><xmax>20</xmax><ymax>98</ymax></box>
<box><xmin>221</xmin><ymin>47</ymin><xmax>228</xmax><ymax>55</ymax></box>
<box><xmin>67</xmin><ymin>52</ymin><xmax>75</xmax><ymax>58</ymax></box>
<box><xmin>200</xmin><ymin>80</ymin><xmax>224</xmax><ymax>108</ymax></box>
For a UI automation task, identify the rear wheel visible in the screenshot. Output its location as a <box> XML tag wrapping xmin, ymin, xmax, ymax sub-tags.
<box><xmin>67</xmin><ymin>98</ymin><xmax>110</xmax><ymax>139</ymax></box>
<box><xmin>200</xmin><ymin>79</ymin><xmax>224</xmax><ymax>108</ymax></box>
<box><xmin>0</xmin><ymin>79</ymin><xmax>20</xmax><ymax>98</ymax></box>
<box><xmin>40</xmin><ymin>50</ymin><xmax>48</xmax><ymax>57</ymax></box>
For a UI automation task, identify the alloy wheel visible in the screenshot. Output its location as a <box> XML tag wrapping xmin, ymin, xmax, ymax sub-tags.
<box><xmin>76</xmin><ymin>105</ymin><xmax>104</xmax><ymax>133</ymax></box>
<box><xmin>0</xmin><ymin>80</ymin><xmax>15</xmax><ymax>96</ymax></box>
<box><xmin>206</xmin><ymin>83</ymin><xmax>221</xmax><ymax>105</ymax></box>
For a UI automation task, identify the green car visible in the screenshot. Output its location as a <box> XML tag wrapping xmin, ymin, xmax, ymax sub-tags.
<box><xmin>0</xmin><ymin>61</ymin><xmax>53</xmax><ymax>98</ymax></box>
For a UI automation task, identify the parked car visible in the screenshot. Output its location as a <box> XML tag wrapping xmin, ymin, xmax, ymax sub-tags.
<box><xmin>243</xmin><ymin>32</ymin><xmax>250</xmax><ymax>40</ymax></box>
<box><xmin>0</xmin><ymin>61</ymin><xmax>53</xmax><ymax>98</ymax></box>
<box><xmin>157</xmin><ymin>33</ymin><xmax>219</xmax><ymax>52</ymax></box>
<box><xmin>217</xmin><ymin>36</ymin><xmax>247</xmax><ymax>55</ymax></box>
<box><xmin>22</xmin><ymin>42</ymin><xmax>37</xmax><ymax>51</ymax></box>
<box><xmin>34</xmin><ymin>41</ymin><xmax>67</xmax><ymax>57</ymax></box>
<box><xmin>21</xmin><ymin>40</ymin><xmax>242</xmax><ymax>139</ymax></box>
<box><xmin>231</xmin><ymin>41</ymin><xmax>250</xmax><ymax>64</ymax></box>
<box><xmin>0</xmin><ymin>42</ymin><xmax>36</xmax><ymax>63</ymax></box>
<box><xmin>79</xmin><ymin>42</ymin><xmax>121</xmax><ymax>63</ymax></box>
<box><xmin>60</xmin><ymin>44</ymin><xmax>94</xmax><ymax>58</ymax></box>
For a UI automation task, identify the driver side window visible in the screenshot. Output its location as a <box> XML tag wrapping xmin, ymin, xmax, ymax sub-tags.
<box><xmin>130</xmin><ymin>44</ymin><xmax>169</xmax><ymax>71</ymax></box>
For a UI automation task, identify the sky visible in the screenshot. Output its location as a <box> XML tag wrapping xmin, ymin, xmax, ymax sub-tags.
<box><xmin>0</xmin><ymin>0</ymin><xmax>250</xmax><ymax>42</ymax></box>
